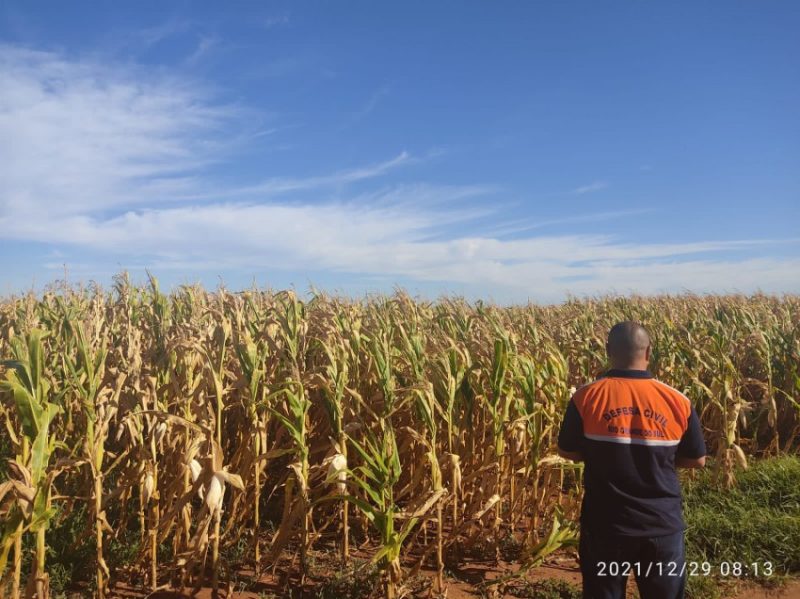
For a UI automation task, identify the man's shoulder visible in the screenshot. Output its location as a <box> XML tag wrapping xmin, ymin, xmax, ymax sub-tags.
<box><xmin>570</xmin><ymin>376</ymin><xmax>610</xmax><ymax>407</ymax></box>
<box><xmin>572</xmin><ymin>376</ymin><xmax>606</xmax><ymax>396</ymax></box>
<box><xmin>648</xmin><ymin>378</ymin><xmax>693</xmax><ymax>404</ymax></box>
<box><xmin>575</xmin><ymin>372</ymin><xmax>608</xmax><ymax>393</ymax></box>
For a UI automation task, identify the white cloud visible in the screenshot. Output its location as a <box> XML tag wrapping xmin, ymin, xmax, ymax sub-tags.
<box><xmin>0</xmin><ymin>44</ymin><xmax>797</xmax><ymax>302</ymax></box>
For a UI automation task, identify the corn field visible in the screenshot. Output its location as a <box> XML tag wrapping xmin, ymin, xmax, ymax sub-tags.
<box><xmin>0</xmin><ymin>275</ymin><xmax>798</xmax><ymax>598</ymax></box>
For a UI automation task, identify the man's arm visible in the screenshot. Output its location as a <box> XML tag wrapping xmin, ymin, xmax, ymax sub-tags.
<box><xmin>676</xmin><ymin>405</ymin><xmax>706</xmax><ymax>469</ymax></box>
<box><xmin>557</xmin><ymin>399</ymin><xmax>584</xmax><ymax>462</ymax></box>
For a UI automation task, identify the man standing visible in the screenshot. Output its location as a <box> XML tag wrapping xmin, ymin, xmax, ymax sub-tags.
<box><xmin>557</xmin><ymin>321</ymin><xmax>706</xmax><ymax>599</ymax></box>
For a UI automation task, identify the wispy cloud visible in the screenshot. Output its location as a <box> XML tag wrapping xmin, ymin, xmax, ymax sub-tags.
<box><xmin>339</xmin><ymin>83</ymin><xmax>391</xmax><ymax>129</ymax></box>
<box><xmin>186</xmin><ymin>34</ymin><xmax>221</xmax><ymax>66</ymax></box>
<box><xmin>573</xmin><ymin>180</ymin><xmax>608</xmax><ymax>194</ymax></box>
<box><xmin>262</xmin><ymin>14</ymin><xmax>290</xmax><ymax>29</ymax></box>
<box><xmin>486</xmin><ymin>209</ymin><xmax>653</xmax><ymax>237</ymax></box>
<box><xmin>190</xmin><ymin>152</ymin><xmax>413</xmax><ymax>200</ymax></box>
<box><xmin>126</xmin><ymin>19</ymin><xmax>194</xmax><ymax>49</ymax></box>
<box><xmin>0</xmin><ymin>43</ymin><xmax>415</xmax><ymax>212</ymax></box>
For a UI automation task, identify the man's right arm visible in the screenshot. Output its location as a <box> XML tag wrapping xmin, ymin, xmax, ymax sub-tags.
<box><xmin>676</xmin><ymin>405</ymin><xmax>706</xmax><ymax>469</ymax></box>
<box><xmin>557</xmin><ymin>398</ymin><xmax>584</xmax><ymax>462</ymax></box>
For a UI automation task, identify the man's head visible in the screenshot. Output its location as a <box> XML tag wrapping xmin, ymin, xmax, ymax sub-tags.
<box><xmin>606</xmin><ymin>321</ymin><xmax>651</xmax><ymax>370</ymax></box>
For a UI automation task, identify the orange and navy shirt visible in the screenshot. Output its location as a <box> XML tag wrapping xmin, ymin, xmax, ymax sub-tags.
<box><xmin>557</xmin><ymin>369</ymin><xmax>706</xmax><ymax>537</ymax></box>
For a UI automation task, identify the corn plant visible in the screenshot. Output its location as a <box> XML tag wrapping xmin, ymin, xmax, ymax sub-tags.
<box><xmin>234</xmin><ymin>331</ymin><xmax>269</xmax><ymax>568</ymax></box>
<box><xmin>0</xmin><ymin>329</ymin><xmax>62</xmax><ymax>599</ymax></box>
<box><xmin>315</xmin><ymin>336</ymin><xmax>351</xmax><ymax>563</ymax></box>
<box><xmin>337</xmin><ymin>425</ymin><xmax>441</xmax><ymax>599</ymax></box>
<box><xmin>63</xmin><ymin>320</ymin><xmax>125</xmax><ymax>599</ymax></box>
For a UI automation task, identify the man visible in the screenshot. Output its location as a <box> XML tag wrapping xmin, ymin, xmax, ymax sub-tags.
<box><xmin>557</xmin><ymin>321</ymin><xmax>706</xmax><ymax>599</ymax></box>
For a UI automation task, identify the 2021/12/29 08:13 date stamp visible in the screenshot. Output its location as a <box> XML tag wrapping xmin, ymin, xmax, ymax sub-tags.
<box><xmin>597</xmin><ymin>561</ymin><xmax>775</xmax><ymax>578</ymax></box>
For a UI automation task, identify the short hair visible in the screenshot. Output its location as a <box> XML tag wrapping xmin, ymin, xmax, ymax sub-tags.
<box><xmin>607</xmin><ymin>321</ymin><xmax>650</xmax><ymax>364</ymax></box>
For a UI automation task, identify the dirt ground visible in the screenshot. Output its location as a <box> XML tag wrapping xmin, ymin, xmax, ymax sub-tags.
<box><xmin>109</xmin><ymin>547</ymin><xmax>800</xmax><ymax>599</ymax></box>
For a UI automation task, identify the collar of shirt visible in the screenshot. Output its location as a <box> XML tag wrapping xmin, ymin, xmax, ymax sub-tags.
<box><xmin>604</xmin><ymin>368</ymin><xmax>654</xmax><ymax>379</ymax></box>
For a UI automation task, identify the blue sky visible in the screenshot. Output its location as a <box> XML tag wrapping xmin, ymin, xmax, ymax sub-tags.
<box><xmin>0</xmin><ymin>2</ymin><xmax>798</xmax><ymax>303</ymax></box>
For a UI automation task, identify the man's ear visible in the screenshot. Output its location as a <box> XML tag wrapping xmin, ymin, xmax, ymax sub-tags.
<box><xmin>645</xmin><ymin>344</ymin><xmax>652</xmax><ymax>361</ymax></box>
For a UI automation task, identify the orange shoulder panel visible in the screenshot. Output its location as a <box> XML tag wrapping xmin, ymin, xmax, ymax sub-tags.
<box><xmin>572</xmin><ymin>377</ymin><xmax>691</xmax><ymax>447</ymax></box>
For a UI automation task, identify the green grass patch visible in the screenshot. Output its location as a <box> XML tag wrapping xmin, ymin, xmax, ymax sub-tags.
<box><xmin>683</xmin><ymin>455</ymin><xmax>800</xmax><ymax>591</ymax></box>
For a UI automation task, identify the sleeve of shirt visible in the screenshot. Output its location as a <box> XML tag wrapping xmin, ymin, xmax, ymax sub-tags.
<box><xmin>676</xmin><ymin>405</ymin><xmax>706</xmax><ymax>459</ymax></box>
<box><xmin>557</xmin><ymin>399</ymin><xmax>584</xmax><ymax>452</ymax></box>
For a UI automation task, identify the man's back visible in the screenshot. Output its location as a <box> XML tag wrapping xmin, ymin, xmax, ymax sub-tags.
<box><xmin>558</xmin><ymin>368</ymin><xmax>706</xmax><ymax>537</ymax></box>
<box><xmin>558</xmin><ymin>322</ymin><xmax>706</xmax><ymax>599</ymax></box>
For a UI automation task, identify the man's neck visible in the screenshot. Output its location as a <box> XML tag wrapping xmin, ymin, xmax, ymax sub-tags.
<box><xmin>610</xmin><ymin>364</ymin><xmax>649</xmax><ymax>371</ymax></box>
